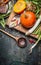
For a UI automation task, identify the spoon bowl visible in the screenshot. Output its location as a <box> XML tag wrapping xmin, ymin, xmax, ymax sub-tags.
<box><xmin>18</xmin><ymin>37</ymin><xmax>27</xmax><ymax>48</ymax></box>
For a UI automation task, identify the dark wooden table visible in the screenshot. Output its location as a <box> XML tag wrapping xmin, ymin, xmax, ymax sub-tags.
<box><xmin>0</xmin><ymin>26</ymin><xmax>41</xmax><ymax>65</ymax></box>
<box><xmin>0</xmin><ymin>0</ymin><xmax>41</xmax><ymax>65</ymax></box>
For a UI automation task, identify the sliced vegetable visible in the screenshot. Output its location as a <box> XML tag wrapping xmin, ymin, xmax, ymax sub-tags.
<box><xmin>13</xmin><ymin>0</ymin><xmax>26</xmax><ymax>14</ymax></box>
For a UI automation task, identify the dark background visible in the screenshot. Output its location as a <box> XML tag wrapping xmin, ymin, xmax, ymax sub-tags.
<box><xmin>0</xmin><ymin>26</ymin><xmax>41</xmax><ymax>65</ymax></box>
<box><xmin>0</xmin><ymin>0</ymin><xmax>41</xmax><ymax>65</ymax></box>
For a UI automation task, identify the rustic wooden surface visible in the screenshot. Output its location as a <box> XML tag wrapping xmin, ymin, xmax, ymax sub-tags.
<box><xmin>6</xmin><ymin>11</ymin><xmax>40</xmax><ymax>39</ymax></box>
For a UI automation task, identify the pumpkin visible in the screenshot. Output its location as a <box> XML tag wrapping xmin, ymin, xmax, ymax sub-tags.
<box><xmin>13</xmin><ymin>0</ymin><xmax>26</xmax><ymax>14</ymax></box>
<box><xmin>20</xmin><ymin>11</ymin><xmax>36</xmax><ymax>28</ymax></box>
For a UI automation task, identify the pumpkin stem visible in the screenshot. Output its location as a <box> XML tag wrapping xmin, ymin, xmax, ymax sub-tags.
<box><xmin>24</xmin><ymin>13</ymin><xmax>28</xmax><ymax>18</ymax></box>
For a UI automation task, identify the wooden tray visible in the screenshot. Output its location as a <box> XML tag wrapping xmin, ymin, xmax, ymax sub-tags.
<box><xmin>6</xmin><ymin>11</ymin><xmax>41</xmax><ymax>39</ymax></box>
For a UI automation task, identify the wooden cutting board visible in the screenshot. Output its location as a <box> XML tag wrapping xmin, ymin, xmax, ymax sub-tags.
<box><xmin>6</xmin><ymin>11</ymin><xmax>41</xmax><ymax>39</ymax></box>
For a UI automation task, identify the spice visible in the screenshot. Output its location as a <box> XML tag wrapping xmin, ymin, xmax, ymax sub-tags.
<box><xmin>18</xmin><ymin>38</ymin><xmax>27</xmax><ymax>48</ymax></box>
<box><xmin>29</xmin><ymin>38</ymin><xmax>36</xmax><ymax>44</ymax></box>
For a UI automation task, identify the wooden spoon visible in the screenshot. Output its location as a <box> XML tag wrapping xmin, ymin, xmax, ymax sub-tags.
<box><xmin>0</xmin><ymin>29</ymin><xmax>27</xmax><ymax>48</ymax></box>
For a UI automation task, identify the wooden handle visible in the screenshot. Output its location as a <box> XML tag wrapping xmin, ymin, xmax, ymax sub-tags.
<box><xmin>0</xmin><ymin>29</ymin><xmax>19</xmax><ymax>41</ymax></box>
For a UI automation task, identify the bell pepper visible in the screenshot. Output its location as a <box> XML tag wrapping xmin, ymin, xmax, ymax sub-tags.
<box><xmin>13</xmin><ymin>0</ymin><xmax>26</xmax><ymax>14</ymax></box>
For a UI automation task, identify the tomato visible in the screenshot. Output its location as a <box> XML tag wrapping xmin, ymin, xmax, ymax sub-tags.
<box><xmin>20</xmin><ymin>11</ymin><xmax>36</xmax><ymax>28</ymax></box>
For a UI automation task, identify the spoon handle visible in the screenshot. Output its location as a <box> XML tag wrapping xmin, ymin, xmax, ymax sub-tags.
<box><xmin>0</xmin><ymin>29</ymin><xmax>19</xmax><ymax>41</ymax></box>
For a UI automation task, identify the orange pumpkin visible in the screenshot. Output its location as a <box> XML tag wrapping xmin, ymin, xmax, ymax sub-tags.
<box><xmin>20</xmin><ymin>11</ymin><xmax>36</xmax><ymax>28</ymax></box>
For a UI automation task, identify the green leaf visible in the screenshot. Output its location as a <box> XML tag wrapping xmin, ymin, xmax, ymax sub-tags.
<box><xmin>0</xmin><ymin>18</ymin><xmax>5</xmax><ymax>28</ymax></box>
